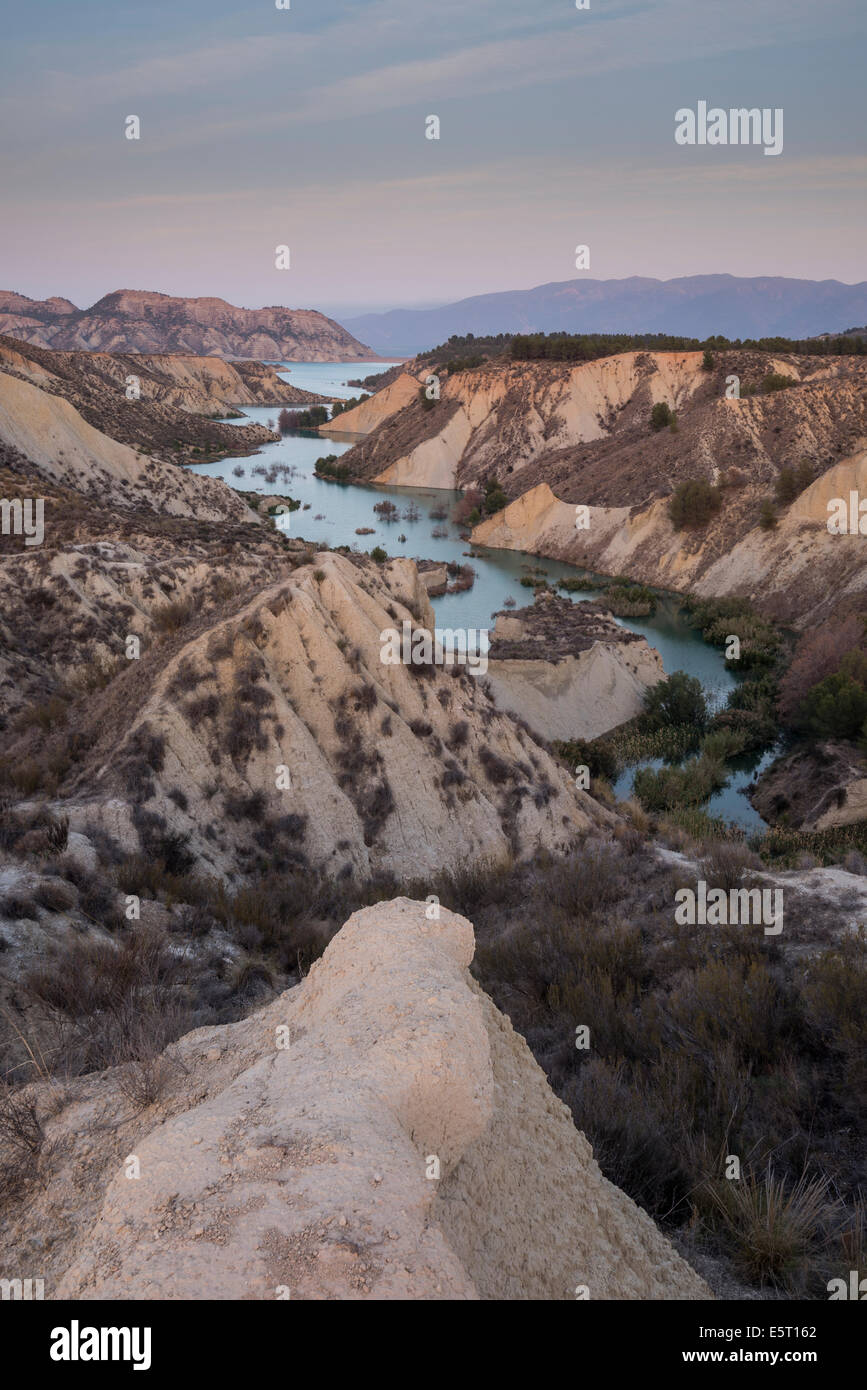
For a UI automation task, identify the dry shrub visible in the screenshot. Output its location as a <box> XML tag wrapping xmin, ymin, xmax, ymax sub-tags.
<box><xmin>778</xmin><ymin>615</ymin><xmax>866</xmax><ymax>724</ymax></box>
<box><xmin>562</xmin><ymin>1058</ymin><xmax>686</xmax><ymax>1215</ymax></box>
<box><xmin>23</xmin><ymin>927</ymin><xmax>198</xmax><ymax>1077</ymax></box>
<box><xmin>666</xmin><ymin>957</ymin><xmax>787</xmax><ymax>1066</ymax></box>
<box><xmin>700</xmin><ymin>839</ymin><xmax>763</xmax><ymax>892</ymax></box>
<box><xmin>152</xmin><ymin>595</ymin><xmax>199</xmax><ymax>633</ymax></box>
<box><xmin>0</xmin><ymin>1085</ymin><xmax>44</xmax><ymax>1198</ymax></box>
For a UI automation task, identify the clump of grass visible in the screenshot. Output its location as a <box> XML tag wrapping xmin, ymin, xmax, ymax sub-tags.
<box><xmin>705</xmin><ymin>1167</ymin><xmax>835</xmax><ymax>1289</ymax></box>
<box><xmin>33</xmin><ymin>879</ymin><xmax>77</xmax><ymax>912</ymax></box>
<box><xmin>633</xmin><ymin>748</ymin><xmax>729</xmax><ymax>812</ymax></box>
<box><xmin>15</xmin><ymin>694</ymin><xmax>70</xmax><ymax>732</ymax></box>
<box><xmin>152</xmin><ymin>595</ymin><xmax>199</xmax><ymax>633</ymax></box>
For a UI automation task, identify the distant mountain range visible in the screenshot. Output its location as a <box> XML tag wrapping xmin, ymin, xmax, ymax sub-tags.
<box><xmin>343</xmin><ymin>275</ymin><xmax>867</xmax><ymax>355</ymax></box>
<box><xmin>0</xmin><ymin>289</ymin><xmax>375</xmax><ymax>361</ymax></box>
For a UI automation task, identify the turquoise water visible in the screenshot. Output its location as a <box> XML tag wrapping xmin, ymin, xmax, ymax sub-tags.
<box><xmin>266</xmin><ymin>360</ymin><xmax>390</xmax><ymax>399</ymax></box>
<box><xmin>613</xmin><ymin>749</ymin><xmax>775</xmax><ymax>834</ymax></box>
<box><xmin>192</xmin><ymin>361</ymin><xmax>767</xmax><ymax>831</ymax></box>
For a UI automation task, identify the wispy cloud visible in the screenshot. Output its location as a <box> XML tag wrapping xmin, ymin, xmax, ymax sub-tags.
<box><xmin>1</xmin><ymin>0</ymin><xmax>863</xmax><ymax>301</ymax></box>
<box><xmin>32</xmin><ymin>34</ymin><xmax>292</xmax><ymax>111</ymax></box>
<box><xmin>6</xmin><ymin>0</ymin><xmax>860</xmax><ymax>126</ymax></box>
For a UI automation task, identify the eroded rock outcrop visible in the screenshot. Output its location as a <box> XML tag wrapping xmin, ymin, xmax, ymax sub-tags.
<box><xmin>11</xmin><ymin>898</ymin><xmax>709</xmax><ymax>1300</ymax></box>
<box><xmin>485</xmin><ymin>596</ymin><xmax>665</xmax><ymax>741</ymax></box>
<box><xmin>0</xmin><ymin>371</ymin><xmax>253</xmax><ymax>521</ymax></box>
<box><xmin>0</xmin><ymin>336</ymin><xmax>322</xmax><ymax>413</ymax></box>
<box><xmin>325</xmin><ymin>370</ymin><xmax>422</xmax><ymax>435</ymax></box>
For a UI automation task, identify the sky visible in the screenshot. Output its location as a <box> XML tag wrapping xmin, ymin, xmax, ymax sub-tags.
<box><xmin>1</xmin><ymin>0</ymin><xmax>865</xmax><ymax>315</ymax></box>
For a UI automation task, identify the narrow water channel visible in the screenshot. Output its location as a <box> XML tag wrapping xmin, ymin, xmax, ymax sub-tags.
<box><xmin>189</xmin><ymin>361</ymin><xmax>768</xmax><ymax>831</ymax></box>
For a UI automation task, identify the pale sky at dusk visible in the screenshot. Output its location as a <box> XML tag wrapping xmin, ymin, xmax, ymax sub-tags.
<box><xmin>1</xmin><ymin>0</ymin><xmax>865</xmax><ymax>315</ymax></box>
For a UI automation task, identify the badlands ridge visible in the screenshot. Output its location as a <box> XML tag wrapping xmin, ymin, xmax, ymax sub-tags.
<box><xmin>331</xmin><ymin>348</ymin><xmax>867</xmax><ymax>628</ymax></box>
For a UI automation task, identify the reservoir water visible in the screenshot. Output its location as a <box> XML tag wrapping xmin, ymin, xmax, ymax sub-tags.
<box><xmin>189</xmin><ymin>360</ymin><xmax>768</xmax><ymax>831</ymax></box>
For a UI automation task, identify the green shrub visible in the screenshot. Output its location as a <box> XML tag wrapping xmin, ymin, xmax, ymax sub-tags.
<box><xmin>763</xmin><ymin>373</ymin><xmax>796</xmax><ymax>393</ymax></box>
<box><xmin>759</xmin><ymin>498</ymin><xmax>777</xmax><ymax>530</ymax></box>
<box><xmin>687</xmin><ymin>597</ymin><xmax>783</xmax><ymax>672</ymax></box>
<box><xmin>775</xmin><ymin>460</ymin><xmax>815</xmax><ymax>505</ymax></box>
<box><xmin>601</xmin><ymin>582</ymin><xmax>656</xmax><ymax>617</ymax></box>
<box><xmin>643</xmin><ymin>671</ymin><xmax>708</xmax><ymax>730</ymax></box>
<box><xmin>799</xmin><ymin>672</ymin><xmax>867</xmax><ymax>739</ymax></box>
<box><xmin>553</xmin><ymin>737</ymin><xmax>619</xmax><ymax>782</ymax></box>
<box><xmin>633</xmin><ymin>751</ymin><xmax>728</xmax><ymax>812</ymax></box>
<box><xmin>668</xmin><ymin>479</ymin><xmax>721</xmax><ymax>529</ymax></box>
<box><xmin>701</xmin><ymin>726</ymin><xmax>747</xmax><ymax>762</ymax></box>
<box><xmin>315</xmin><ymin>455</ymin><xmax>352</xmax><ymax>482</ymax></box>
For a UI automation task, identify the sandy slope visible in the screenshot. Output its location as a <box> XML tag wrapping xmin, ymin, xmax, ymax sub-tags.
<box><xmin>74</xmin><ymin>552</ymin><xmax>610</xmax><ymax>881</ymax></box>
<box><xmin>0</xmin><ymin>370</ymin><xmax>252</xmax><ymax>521</ymax></box>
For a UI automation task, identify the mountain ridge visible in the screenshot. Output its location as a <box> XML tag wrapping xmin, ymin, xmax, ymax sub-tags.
<box><xmin>344</xmin><ymin>274</ymin><xmax>867</xmax><ymax>354</ymax></box>
<box><xmin>0</xmin><ymin>288</ymin><xmax>376</xmax><ymax>361</ymax></box>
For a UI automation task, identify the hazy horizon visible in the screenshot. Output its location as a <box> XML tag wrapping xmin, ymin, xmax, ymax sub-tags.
<box><xmin>2</xmin><ymin>0</ymin><xmax>865</xmax><ymax>312</ymax></box>
<box><xmin>6</xmin><ymin>271</ymin><xmax>867</xmax><ymax>326</ymax></box>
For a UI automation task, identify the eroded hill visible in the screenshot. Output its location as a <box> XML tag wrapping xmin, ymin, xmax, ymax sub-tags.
<box><xmin>0</xmin><ymin>289</ymin><xmax>374</xmax><ymax>361</ymax></box>
<box><xmin>0</xmin><ymin>434</ymin><xmax>609</xmax><ymax>963</ymax></box>
<box><xmin>0</xmin><ymin>334</ymin><xmax>323</xmax><ymax>466</ymax></box>
<box><xmin>330</xmin><ymin>350</ymin><xmax>867</xmax><ymax>628</ymax></box>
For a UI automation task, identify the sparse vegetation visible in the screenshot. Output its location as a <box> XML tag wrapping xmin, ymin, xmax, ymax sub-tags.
<box><xmin>314</xmin><ymin>454</ymin><xmax>352</xmax><ymax>482</ymax></box>
<box><xmin>509</xmin><ymin>329</ymin><xmax>867</xmax><ymax>361</ymax></box>
<box><xmin>643</xmin><ymin>671</ymin><xmax>708</xmax><ymax>730</ymax></box>
<box><xmin>668</xmin><ymin>478</ymin><xmax>722</xmax><ymax>529</ymax></box>
<box><xmin>454</xmin><ymin>840</ymin><xmax>867</xmax><ymax>1295</ymax></box>
<box><xmin>759</xmin><ymin>498</ymin><xmax>778</xmax><ymax>530</ymax></box>
<box><xmin>775</xmin><ymin>459</ymin><xmax>815</xmax><ymax>505</ymax></box>
<box><xmin>1</xmin><ymin>332</ymin><xmax>865</xmax><ymax>1304</ymax></box>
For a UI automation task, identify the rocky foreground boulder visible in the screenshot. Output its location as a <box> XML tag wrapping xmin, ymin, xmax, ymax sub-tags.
<box><xmin>9</xmin><ymin>898</ymin><xmax>710</xmax><ymax>1300</ymax></box>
